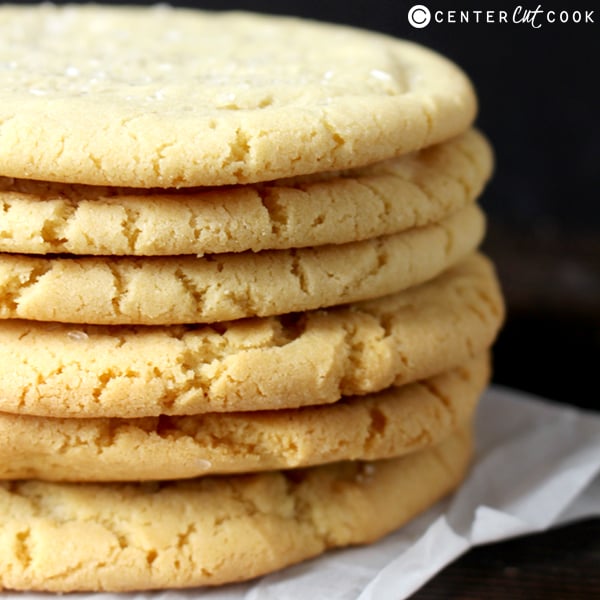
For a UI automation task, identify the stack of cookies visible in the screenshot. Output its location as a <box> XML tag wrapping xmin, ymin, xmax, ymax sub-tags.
<box><xmin>0</xmin><ymin>5</ymin><xmax>504</xmax><ymax>592</ymax></box>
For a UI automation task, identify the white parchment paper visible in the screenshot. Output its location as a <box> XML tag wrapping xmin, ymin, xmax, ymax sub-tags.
<box><xmin>11</xmin><ymin>386</ymin><xmax>600</xmax><ymax>599</ymax></box>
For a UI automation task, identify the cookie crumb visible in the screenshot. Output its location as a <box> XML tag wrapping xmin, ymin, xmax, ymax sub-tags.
<box><xmin>355</xmin><ymin>462</ymin><xmax>377</xmax><ymax>484</ymax></box>
<box><xmin>67</xmin><ymin>330</ymin><xmax>89</xmax><ymax>341</ymax></box>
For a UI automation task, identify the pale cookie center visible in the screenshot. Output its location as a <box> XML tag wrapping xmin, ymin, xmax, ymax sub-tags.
<box><xmin>0</xmin><ymin>6</ymin><xmax>407</xmax><ymax>110</ymax></box>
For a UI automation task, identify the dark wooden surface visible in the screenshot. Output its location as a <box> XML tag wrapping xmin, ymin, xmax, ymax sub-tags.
<box><xmin>414</xmin><ymin>519</ymin><xmax>600</xmax><ymax>599</ymax></box>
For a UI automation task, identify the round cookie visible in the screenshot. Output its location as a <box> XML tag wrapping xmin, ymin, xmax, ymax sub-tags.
<box><xmin>0</xmin><ymin>355</ymin><xmax>487</xmax><ymax>481</ymax></box>
<box><xmin>0</xmin><ymin>130</ymin><xmax>492</xmax><ymax>256</ymax></box>
<box><xmin>0</xmin><ymin>5</ymin><xmax>476</xmax><ymax>187</ymax></box>
<box><xmin>0</xmin><ymin>204</ymin><xmax>484</xmax><ymax>325</ymax></box>
<box><xmin>0</xmin><ymin>427</ymin><xmax>472</xmax><ymax>592</ymax></box>
<box><xmin>0</xmin><ymin>253</ymin><xmax>503</xmax><ymax>418</ymax></box>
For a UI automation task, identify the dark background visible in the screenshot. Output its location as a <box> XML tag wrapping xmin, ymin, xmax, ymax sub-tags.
<box><xmin>85</xmin><ymin>0</ymin><xmax>599</xmax><ymax>409</ymax></box>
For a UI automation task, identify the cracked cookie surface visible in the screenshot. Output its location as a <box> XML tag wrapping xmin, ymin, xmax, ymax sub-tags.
<box><xmin>0</xmin><ymin>427</ymin><xmax>472</xmax><ymax>592</ymax></box>
<box><xmin>0</xmin><ymin>253</ymin><xmax>503</xmax><ymax>418</ymax></box>
<box><xmin>0</xmin><ymin>5</ymin><xmax>476</xmax><ymax>187</ymax></box>
<box><xmin>0</xmin><ymin>130</ymin><xmax>491</xmax><ymax>256</ymax></box>
<box><xmin>0</xmin><ymin>204</ymin><xmax>484</xmax><ymax>324</ymax></box>
<box><xmin>0</xmin><ymin>355</ymin><xmax>487</xmax><ymax>481</ymax></box>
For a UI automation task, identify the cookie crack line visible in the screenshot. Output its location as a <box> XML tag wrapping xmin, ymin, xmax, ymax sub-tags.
<box><xmin>0</xmin><ymin>253</ymin><xmax>503</xmax><ymax>418</ymax></box>
<box><xmin>1</xmin><ymin>261</ymin><xmax>53</xmax><ymax>313</ymax></box>
<box><xmin>0</xmin><ymin>204</ymin><xmax>485</xmax><ymax>325</ymax></box>
<box><xmin>0</xmin><ymin>355</ymin><xmax>488</xmax><ymax>481</ymax></box>
<box><xmin>0</xmin><ymin>130</ymin><xmax>492</xmax><ymax>256</ymax></box>
<box><xmin>0</xmin><ymin>428</ymin><xmax>473</xmax><ymax>592</ymax></box>
<box><xmin>0</xmin><ymin>5</ymin><xmax>476</xmax><ymax>187</ymax></box>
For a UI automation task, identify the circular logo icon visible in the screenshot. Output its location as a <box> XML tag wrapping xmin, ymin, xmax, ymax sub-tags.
<box><xmin>408</xmin><ymin>5</ymin><xmax>431</xmax><ymax>28</ymax></box>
